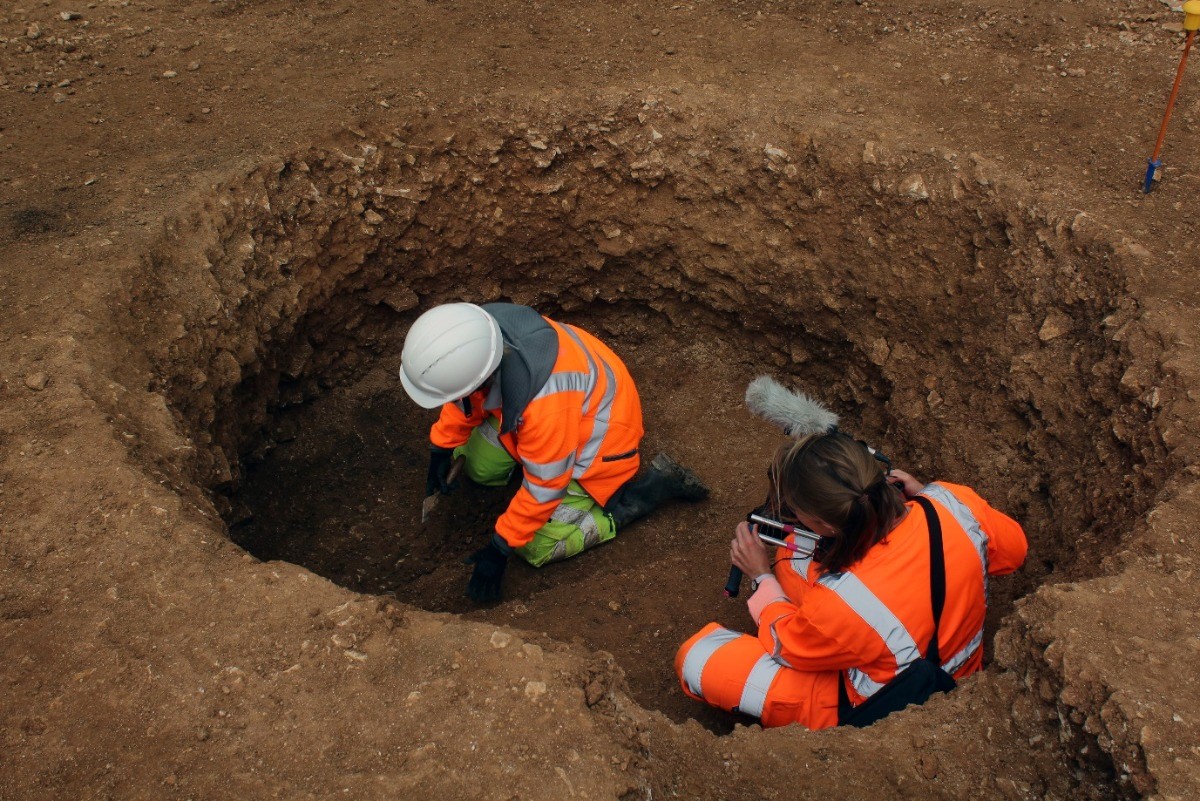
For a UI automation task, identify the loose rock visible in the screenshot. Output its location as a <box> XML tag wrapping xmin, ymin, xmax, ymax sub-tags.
<box><xmin>24</xmin><ymin>372</ymin><xmax>49</xmax><ymax>391</ymax></box>
<box><xmin>1125</xmin><ymin>242</ymin><xmax>1153</xmax><ymax>261</ymax></box>
<box><xmin>869</xmin><ymin>337</ymin><xmax>890</xmax><ymax>366</ymax></box>
<box><xmin>900</xmin><ymin>173</ymin><xmax>930</xmax><ymax>200</ymax></box>
<box><xmin>1038</xmin><ymin>312</ymin><xmax>1072</xmax><ymax>342</ymax></box>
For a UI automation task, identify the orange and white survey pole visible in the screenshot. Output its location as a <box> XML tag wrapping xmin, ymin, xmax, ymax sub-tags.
<box><xmin>1144</xmin><ymin>0</ymin><xmax>1200</xmax><ymax>193</ymax></box>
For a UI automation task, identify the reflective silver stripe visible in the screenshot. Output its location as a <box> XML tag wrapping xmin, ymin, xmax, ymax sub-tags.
<box><xmin>550</xmin><ymin>505</ymin><xmax>588</xmax><ymax>526</ymax></box>
<box><xmin>579</xmin><ymin>508</ymin><xmax>602</xmax><ymax>548</ymax></box>
<box><xmin>580</xmin><ymin>513</ymin><xmax>601</xmax><ymax>549</ymax></box>
<box><xmin>789</xmin><ymin>554</ymin><xmax>814</xmax><ymax>581</ymax></box>
<box><xmin>523</xmin><ymin>452</ymin><xmax>575</xmax><ymax>481</ymax></box>
<box><xmin>847</xmin><ymin>666</ymin><xmax>887</xmax><ymax>698</ymax></box>
<box><xmin>917</xmin><ymin>487</ymin><xmax>987</xmax><ymax>675</ymax></box>
<box><xmin>550</xmin><ymin>504</ymin><xmax>602</xmax><ymax>549</ymax></box>
<box><xmin>942</xmin><ymin>628</ymin><xmax>984</xmax><ymax>676</ymax></box>
<box><xmin>920</xmin><ymin>484</ymin><xmax>989</xmax><ymax>568</ymax></box>
<box><xmin>533</xmin><ymin>371</ymin><xmax>591</xmax><ymax>399</ymax></box>
<box><xmin>765</xmin><ymin>618</ymin><xmax>794</xmax><ymax>668</ymax></box>
<box><xmin>576</xmin><ymin>357</ymin><xmax>616</xmax><ymax>471</ymax></box>
<box><xmin>522</xmin><ymin>478</ymin><xmax>567</xmax><ymax>504</ymax></box>
<box><xmin>582</xmin><ymin>527</ymin><xmax>600</xmax><ymax>550</ymax></box>
<box><xmin>738</xmin><ymin>655</ymin><xmax>781</xmax><ymax>719</ymax></box>
<box><xmin>559</xmin><ymin>326</ymin><xmax>598</xmax><ymax>408</ymax></box>
<box><xmin>558</xmin><ymin>325</ymin><xmax>618</xmax><ymax>473</ymax></box>
<box><xmin>849</xmin><ymin>629</ymin><xmax>982</xmax><ymax>699</ymax></box>
<box><xmin>822</xmin><ymin>488</ymin><xmax>991</xmax><ymax>700</ymax></box>
<box><xmin>919</xmin><ymin>483</ymin><xmax>990</xmax><ymax>596</ymax></box>
<box><xmin>479</xmin><ymin>418</ymin><xmax>504</xmax><ymax>449</ymax></box>
<box><xmin>548</xmin><ymin>538</ymin><xmax>568</xmax><ymax>563</ymax></box>
<box><xmin>817</xmin><ymin>571</ymin><xmax>921</xmax><ymax>699</ymax></box>
<box><xmin>681</xmin><ymin>627</ymin><xmax>740</xmax><ymax>697</ymax></box>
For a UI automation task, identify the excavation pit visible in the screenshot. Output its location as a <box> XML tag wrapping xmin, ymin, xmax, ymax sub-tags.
<box><xmin>129</xmin><ymin>108</ymin><xmax>1166</xmax><ymax>773</ymax></box>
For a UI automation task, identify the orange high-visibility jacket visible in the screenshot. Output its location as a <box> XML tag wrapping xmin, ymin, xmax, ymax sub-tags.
<box><xmin>430</xmin><ymin>313</ymin><xmax>643</xmax><ymax>550</ymax></box>
<box><xmin>757</xmin><ymin>482</ymin><xmax>1027</xmax><ymax>707</ymax></box>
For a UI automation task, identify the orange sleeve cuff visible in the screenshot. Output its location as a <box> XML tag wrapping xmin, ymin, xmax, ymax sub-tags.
<box><xmin>494</xmin><ymin>516</ymin><xmax>536</xmax><ymax>550</ymax></box>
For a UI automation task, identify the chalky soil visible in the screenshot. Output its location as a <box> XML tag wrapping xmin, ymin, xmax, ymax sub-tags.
<box><xmin>129</xmin><ymin>109</ymin><xmax>1166</xmax><ymax>798</ymax></box>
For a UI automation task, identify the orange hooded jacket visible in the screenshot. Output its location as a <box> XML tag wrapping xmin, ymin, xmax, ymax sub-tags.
<box><xmin>429</xmin><ymin>312</ymin><xmax>643</xmax><ymax>550</ymax></box>
<box><xmin>756</xmin><ymin>481</ymin><xmax>1027</xmax><ymax>715</ymax></box>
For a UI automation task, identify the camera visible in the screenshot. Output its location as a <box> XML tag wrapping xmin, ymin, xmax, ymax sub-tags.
<box><xmin>724</xmin><ymin>506</ymin><xmax>831</xmax><ymax>598</ymax></box>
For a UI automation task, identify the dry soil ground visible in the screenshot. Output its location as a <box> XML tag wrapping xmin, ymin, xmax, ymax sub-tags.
<box><xmin>4</xmin><ymin>1</ymin><xmax>1200</xmax><ymax>800</ymax></box>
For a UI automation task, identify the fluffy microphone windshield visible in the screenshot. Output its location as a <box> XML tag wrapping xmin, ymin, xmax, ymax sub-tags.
<box><xmin>745</xmin><ymin>376</ymin><xmax>839</xmax><ymax>438</ymax></box>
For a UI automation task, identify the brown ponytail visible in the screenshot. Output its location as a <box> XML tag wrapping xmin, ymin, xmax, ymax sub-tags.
<box><xmin>770</xmin><ymin>433</ymin><xmax>906</xmax><ymax>574</ymax></box>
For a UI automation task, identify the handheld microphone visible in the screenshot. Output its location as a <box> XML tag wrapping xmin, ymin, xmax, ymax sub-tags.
<box><xmin>725</xmin><ymin>378</ymin><xmax>837</xmax><ymax>599</ymax></box>
<box><xmin>724</xmin><ymin>565</ymin><xmax>744</xmax><ymax>598</ymax></box>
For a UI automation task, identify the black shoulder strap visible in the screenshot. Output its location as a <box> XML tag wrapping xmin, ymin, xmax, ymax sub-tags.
<box><xmin>913</xmin><ymin>495</ymin><xmax>946</xmax><ymax>664</ymax></box>
<box><xmin>838</xmin><ymin>495</ymin><xmax>949</xmax><ymax>717</ymax></box>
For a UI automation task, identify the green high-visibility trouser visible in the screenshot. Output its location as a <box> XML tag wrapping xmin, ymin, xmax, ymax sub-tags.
<box><xmin>453</xmin><ymin>417</ymin><xmax>617</xmax><ymax>568</ymax></box>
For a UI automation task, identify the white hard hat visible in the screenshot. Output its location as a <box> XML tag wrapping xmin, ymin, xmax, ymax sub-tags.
<box><xmin>400</xmin><ymin>303</ymin><xmax>504</xmax><ymax>408</ymax></box>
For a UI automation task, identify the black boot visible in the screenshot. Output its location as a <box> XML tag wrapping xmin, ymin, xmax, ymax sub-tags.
<box><xmin>607</xmin><ymin>454</ymin><xmax>709</xmax><ymax>530</ymax></box>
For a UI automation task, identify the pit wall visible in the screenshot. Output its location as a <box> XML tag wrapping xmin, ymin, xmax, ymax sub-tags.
<box><xmin>126</xmin><ymin>103</ymin><xmax>1166</xmax><ymax>580</ymax></box>
<box><xmin>994</xmin><ymin>465</ymin><xmax>1200</xmax><ymax>801</ymax></box>
<box><xmin>120</xmin><ymin>102</ymin><xmax>1175</xmax><ymax>795</ymax></box>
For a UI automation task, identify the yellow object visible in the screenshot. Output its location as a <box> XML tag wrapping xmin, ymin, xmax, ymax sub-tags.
<box><xmin>1184</xmin><ymin>0</ymin><xmax>1200</xmax><ymax>32</ymax></box>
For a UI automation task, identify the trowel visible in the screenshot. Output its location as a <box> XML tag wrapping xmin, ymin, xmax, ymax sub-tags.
<box><xmin>420</xmin><ymin>456</ymin><xmax>465</xmax><ymax>524</ymax></box>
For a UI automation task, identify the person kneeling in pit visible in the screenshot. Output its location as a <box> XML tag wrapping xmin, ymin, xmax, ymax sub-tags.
<box><xmin>675</xmin><ymin>432</ymin><xmax>1027</xmax><ymax>729</ymax></box>
<box><xmin>400</xmin><ymin>302</ymin><xmax>709</xmax><ymax>603</ymax></box>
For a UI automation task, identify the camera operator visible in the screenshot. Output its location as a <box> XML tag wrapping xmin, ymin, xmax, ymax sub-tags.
<box><xmin>674</xmin><ymin>432</ymin><xmax>1027</xmax><ymax>729</ymax></box>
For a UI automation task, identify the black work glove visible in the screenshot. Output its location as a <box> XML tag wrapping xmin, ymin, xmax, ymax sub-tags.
<box><xmin>465</xmin><ymin>536</ymin><xmax>510</xmax><ymax>603</ymax></box>
<box><xmin>426</xmin><ymin>446</ymin><xmax>458</xmax><ymax>497</ymax></box>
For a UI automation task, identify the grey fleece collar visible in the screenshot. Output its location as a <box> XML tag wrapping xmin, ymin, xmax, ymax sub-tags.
<box><xmin>482</xmin><ymin>303</ymin><xmax>559</xmax><ymax>435</ymax></box>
